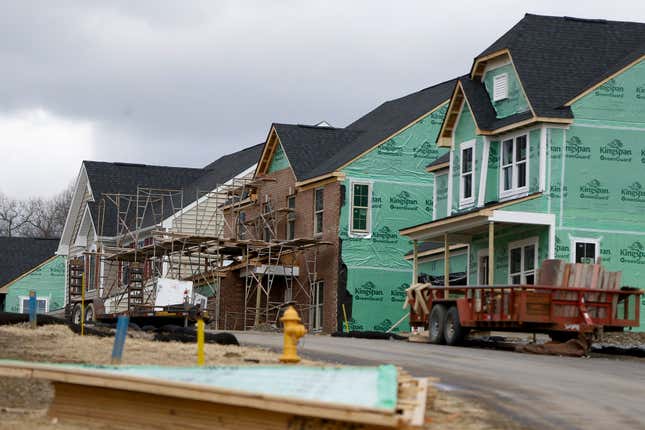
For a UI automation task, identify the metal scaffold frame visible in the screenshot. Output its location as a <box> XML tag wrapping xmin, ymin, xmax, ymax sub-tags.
<box><xmin>75</xmin><ymin>176</ymin><xmax>329</xmax><ymax>331</ymax></box>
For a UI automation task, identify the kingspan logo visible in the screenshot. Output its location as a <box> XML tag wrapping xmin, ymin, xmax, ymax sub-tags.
<box><xmin>413</xmin><ymin>141</ymin><xmax>440</xmax><ymax>159</ymax></box>
<box><xmin>348</xmin><ymin>318</ymin><xmax>364</xmax><ymax>331</ymax></box>
<box><xmin>549</xmin><ymin>181</ymin><xmax>568</xmax><ymax>198</ymax></box>
<box><xmin>600</xmin><ymin>139</ymin><xmax>632</xmax><ymax>162</ymax></box>
<box><xmin>391</xmin><ymin>283</ymin><xmax>409</xmax><ymax>303</ymax></box>
<box><xmin>374</xmin><ymin>318</ymin><xmax>394</xmax><ymax>332</ymax></box>
<box><xmin>579</xmin><ymin>179</ymin><xmax>610</xmax><ymax>200</ymax></box>
<box><xmin>372</xmin><ymin>194</ymin><xmax>383</xmax><ymax>209</ymax></box>
<box><xmin>555</xmin><ymin>236</ymin><xmax>570</xmax><ymax>258</ymax></box>
<box><xmin>637</xmin><ymin>84</ymin><xmax>645</xmax><ymax>100</ymax></box>
<box><xmin>594</xmin><ymin>78</ymin><xmax>624</xmax><ymax>98</ymax></box>
<box><xmin>377</xmin><ymin>140</ymin><xmax>403</xmax><ymax>156</ymax></box>
<box><xmin>355</xmin><ymin>281</ymin><xmax>384</xmax><ymax>302</ymax></box>
<box><xmin>373</xmin><ymin>226</ymin><xmax>399</xmax><ymax>243</ymax></box>
<box><xmin>557</xmin><ymin>136</ymin><xmax>592</xmax><ymax>160</ymax></box>
<box><xmin>641</xmin><ymin>149</ymin><xmax>645</xmax><ymax>164</ymax></box>
<box><xmin>621</xmin><ymin>181</ymin><xmax>645</xmax><ymax>203</ymax></box>
<box><xmin>620</xmin><ymin>241</ymin><xmax>645</xmax><ymax>264</ymax></box>
<box><xmin>430</xmin><ymin>104</ymin><xmax>448</xmax><ymax>125</ymax></box>
<box><xmin>389</xmin><ymin>190</ymin><xmax>418</xmax><ymax>210</ymax></box>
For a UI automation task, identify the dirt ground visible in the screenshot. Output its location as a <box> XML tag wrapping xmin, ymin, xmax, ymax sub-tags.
<box><xmin>0</xmin><ymin>324</ymin><xmax>524</xmax><ymax>430</ymax></box>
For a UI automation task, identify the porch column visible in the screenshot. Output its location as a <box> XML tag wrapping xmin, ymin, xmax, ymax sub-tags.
<box><xmin>412</xmin><ymin>240</ymin><xmax>418</xmax><ymax>285</ymax></box>
<box><xmin>488</xmin><ymin>222</ymin><xmax>495</xmax><ymax>286</ymax></box>
<box><xmin>444</xmin><ymin>234</ymin><xmax>449</xmax><ymax>299</ymax></box>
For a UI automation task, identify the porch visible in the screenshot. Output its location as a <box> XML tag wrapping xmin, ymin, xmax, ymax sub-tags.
<box><xmin>401</xmin><ymin>208</ymin><xmax>555</xmax><ymax>289</ymax></box>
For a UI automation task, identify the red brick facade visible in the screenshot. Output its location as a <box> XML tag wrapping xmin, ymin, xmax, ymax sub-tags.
<box><xmin>219</xmin><ymin>167</ymin><xmax>342</xmax><ymax>333</ymax></box>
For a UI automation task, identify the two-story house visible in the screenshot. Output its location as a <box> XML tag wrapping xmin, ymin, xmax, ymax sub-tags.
<box><xmin>400</xmin><ymin>14</ymin><xmax>645</xmax><ymax>329</ymax></box>
<box><xmin>219</xmin><ymin>78</ymin><xmax>457</xmax><ymax>333</ymax></box>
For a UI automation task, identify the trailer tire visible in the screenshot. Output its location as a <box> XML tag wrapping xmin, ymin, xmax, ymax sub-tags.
<box><xmin>428</xmin><ymin>304</ymin><xmax>447</xmax><ymax>344</ymax></box>
<box><xmin>71</xmin><ymin>304</ymin><xmax>82</xmax><ymax>325</ymax></box>
<box><xmin>84</xmin><ymin>304</ymin><xmax>95</xmax><ymax>323</ymax></box>
<box><xmin>444</xmin><ymin>306</ymin><xmax>468</xmax><ymax>346</ymax></box>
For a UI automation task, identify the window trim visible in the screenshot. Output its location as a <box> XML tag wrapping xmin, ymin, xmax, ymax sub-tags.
<box><xmin>493</xmin><ymin>73</ymin><xmax>509</xmax><ymax>102</ymax></box>
<box><xmin>313</xmin><ymin>187</ymin><xmax>324</xmax><ymax>237</ymax></box>
<box><xmin>459</xmin><ymin>140</ymin><xmax>476</xmax><ymax>209</ymax></box>
<box><xmin>286</xmin><ymin>195</ymin><xmax>296</xmax><ymax>241</ymax></box>
<box><xmin>477</xmin><ymin>248</ymin><xmax>490</xmax><ymax>285</ymax></box>
<box><xmin>349</xmin><ymin>181</ymin><xmax>372</xmax><ymax>237</ymax></box>
<box><xmin>569</xmin><ymin>236</ymin><xmax>600</xmax><ymax>264</ymax></box>
<box><xmin>310</xmin><ymin>280</ymin><xmax>325</xmax><ymax>332</ymax></box>
<box><xmin>507</xmin><ymin>236</ymin><xmax>539</xmax><ymax>285</ymax></box>
<box><xmin>498</xmin><ymin>132</ymin><xmax>530</xmax><ymax>200</ymax></box>
<box><xmin>19</xmin><ymin>296</ymin><xmax>49</xmax><ymax>314</ymax></box>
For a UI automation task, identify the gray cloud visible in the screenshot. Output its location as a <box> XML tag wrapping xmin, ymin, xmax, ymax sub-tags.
<box><xmin>2</xmin><ymin>0</ymin><xmax>645</xmax><ymax>186</ymax></box>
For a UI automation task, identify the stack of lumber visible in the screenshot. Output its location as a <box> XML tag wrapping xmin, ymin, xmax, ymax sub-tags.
<box><xmin>0</xmin><ymin>360</ymin><xmax>430</xmax><ymax>429</ymax></box>
<box><xmin>537</xmin><ymin>259</ymin><xmax>622</xmax><ymax>318</ymax></box>
<box><xmin>404</xmin><ymin>284</ymin><xmax>431</xmax><ymax>316</ymax></box>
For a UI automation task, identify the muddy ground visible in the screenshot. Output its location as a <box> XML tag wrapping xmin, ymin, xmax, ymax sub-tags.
<box><xmin>0</xmin><ymin>324</ymin><xmax>524</xmax><ymax>430</ymax></box>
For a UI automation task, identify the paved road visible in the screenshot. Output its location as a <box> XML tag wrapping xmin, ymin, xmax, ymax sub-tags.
<box><xmin>234</xmin><ymin>332</ymin><xmax>645</xmax><ymax>430</ymax></box>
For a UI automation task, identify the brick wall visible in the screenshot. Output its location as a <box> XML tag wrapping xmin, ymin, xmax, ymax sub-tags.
<box><xmin>220</xmin><ymin>167</ymin><xmax>341</xmax><ymax>333</ymax></box>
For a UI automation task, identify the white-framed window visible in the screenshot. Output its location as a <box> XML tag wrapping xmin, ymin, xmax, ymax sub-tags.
<box><xmin>570</xmin><ymin>237</ymin><xmax>600</xmax><ymax>264</ymax></box>
<box><xmin>493</xmin><ymin>73</ymin><xmax>508</xmax><ymax>101</ymax></box>
<box><xmin>314</xmin><ymin>188</ymin><xmax>324</xmax><ymax>236</ymax></box>
<box><xmin>19</xmin><ymin>296</ymin><xmax>49</xmax><ymax>314</ymax></box>
<box><xmin>286</xmin><ymin>195</ymin><xmax>296</xmax><ymax>240</ymax></box>
<box><xmin>499</xmin><ymin>134</ymin><xmax>528</xmax><ymax>199</ymax></box>
<box><xmin>459</xmin><ymin>140</ymin><xmax>475</xmax><ymax>208</ymax></box>
<box><xmin>350</xmin><ymin>182</ymin><xmax>371</xmax><ymax>234</ymax></box>
<box><xmin>508</xmin><ymin>237</ymin><xmax>538</xmax><ymax>285</ymax></box>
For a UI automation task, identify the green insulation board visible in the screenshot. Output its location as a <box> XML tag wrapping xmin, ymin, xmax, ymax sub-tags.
<box><xmin>0</xmin><ymin>361</ymin><xmax>398</xmax><ymax>411</ymax></box>
<box><xmin>2</xmin><ymin>256</ymin><xmax>66</xmax><ymax>313</ymax></box>
<box><xmin>339</xmin><ymin>103</ymin><xmax>448</xmax><ymax>332</ymax></box>
<box><xmin>482</xmin><ymin>63</ymin><xmax>530</xmax><ymax>119</ymax></box>
<box><xmin>267</xmin><ymin>143</ymin><xmax>290</xmax><ymax>173</ymax></box>
<box><xmin>418</xmin><ymin>252</ymin><xmax>468</xmax><ymax>277</ymax></box>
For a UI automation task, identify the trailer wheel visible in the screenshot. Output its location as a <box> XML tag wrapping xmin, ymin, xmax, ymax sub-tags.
<box><xmin>444</xmin><ymin>306</ymin><xmax>468</xmax><ymax>346</ymax></box>
<box><xmin>84</xmin><ymin>304</ymin><xmax>95</xmax><ymax>323</ymax></box>
<box><xmin>71</xmin><ymin>304</ymin><xmax>82</xmax><ymax>325</ymax></box>
<box><xmin>428</xmin><ymin>304</ymin><xmax>447</xmax><ymax>344</ymax></box>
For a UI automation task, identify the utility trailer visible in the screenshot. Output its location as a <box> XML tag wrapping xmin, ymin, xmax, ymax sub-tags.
<box><xmin>406</xmin><ymin>260</ymin><xmax>642</xmax><ymax>345</ymax></box>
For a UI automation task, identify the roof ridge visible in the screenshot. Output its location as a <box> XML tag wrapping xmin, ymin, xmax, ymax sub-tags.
<box><xmin>83</xmin><ymin>160</ymin><xmax>203</xmax><ymax>171</ymax></box>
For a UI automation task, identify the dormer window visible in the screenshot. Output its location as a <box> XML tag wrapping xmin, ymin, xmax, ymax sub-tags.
<box><xmin>493</xmin><ymin>73</ymin><xmax>508</xmax><ymax>101</ymax></box>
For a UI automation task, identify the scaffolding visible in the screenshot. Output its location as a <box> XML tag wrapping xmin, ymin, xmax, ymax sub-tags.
<box><xmin>74</xmin><ymin>176</ymin><xmax>329</xmax><ymax>330</ymax></box>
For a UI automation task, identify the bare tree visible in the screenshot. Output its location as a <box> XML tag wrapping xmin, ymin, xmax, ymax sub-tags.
<box><xmin>0</xmin><ymin>193</ymin><xmax>31</xmax><ymax>237</ymax></box>
<box><xmin>23</xmin><ymin>183</ymin><xmax>74</xmax><ymax>238</ymax></box>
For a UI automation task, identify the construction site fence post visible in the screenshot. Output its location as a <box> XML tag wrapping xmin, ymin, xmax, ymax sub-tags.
<box><xmin>111</xmin><ymin>316</ymin><xmax>130</xmax><ymax>365</ymax></box>
<box><xmin>197</xmin><ymin>319</ymin><xmax>205</xmax><ymax>366</ymax></box>
<box><xmin>28</xmin><ymin>290</ymin><xmax>37</xmax><ymax>329</ymax></box>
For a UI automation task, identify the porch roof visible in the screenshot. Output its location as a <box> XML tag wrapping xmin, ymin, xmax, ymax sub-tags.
<box><xmin>399</xmin><ymin>194</ymin><xmax>552</xmax><ymax>243</ymax></box>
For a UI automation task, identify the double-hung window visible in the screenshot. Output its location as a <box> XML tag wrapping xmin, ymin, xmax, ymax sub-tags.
<box><xmin>20</xmin><ymin>297</ymin><xmax>48</xmax><ymax>314</ymax></box>
<box><xmin>508</xmin><ymin>237</ymin><xmax>538</xmax><ymax>285</ymax></box>
<box><xmin>459</xmin><ymin>140</ymin><xmax>475</xmax><ymax>208</ymax></box>
<box><xmin>500</xmin><ymin>134</ymin><xmax>528</xmax><ymax>198</ymax></box>
<box><xmin>571</xmin><ymin>238</ymin><xmax>600</xmax><ymax>264</ymax></box>
<box><xmin>350</xmin><ymin>182</ymin><xmax>371</xmax><ymax>234</ymax></box>
<box><xmin>314</xmin><ymin>188</ymin><xmax>324</xmax><ymax>236</ymax></box>
<box><xmin>286</xmin><ymin>195</ymin><xmax>296</xmax><ymax>240</ymax></box>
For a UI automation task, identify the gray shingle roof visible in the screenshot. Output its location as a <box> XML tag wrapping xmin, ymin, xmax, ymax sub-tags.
<box><xmin>477</xmin><ymin>14</ymin><xmax>645</xmax><ymax>118</ymax></box>
<box><xmin>0</xmin><ymin>237</ymin><xmax>59</xmax><ymax>288</ymax></box>
<box><xmin>426</xmin><ymin>152</ymin><xmax>450</xmax><ymax>170</ymax></box>
<box><xmin>272</xmin><ymin>124</ymin><xmax>363</xmax><ymax>181</ymax></box>
<box><xmin>85</xmin><ymin>144</ymin><xmax>263</xmax><ymax>237</ymax></box>
<box><xmin>271</xmin><ymin>78</ymin><xmax>459</xmax><ymax>182</ymax></box>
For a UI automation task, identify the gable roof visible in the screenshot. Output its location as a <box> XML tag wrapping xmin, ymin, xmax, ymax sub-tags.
<box><xmin>425</xmin><ymin>152</ymin><xmax>450</xmax><ymax>172</ymax></box>
<box><xmin>303</xmin><ymin>78</ymin><xmax>459</xmax><ymax>181</ymax></box>
<box><xmin>475</xmin><ymin>14</ymin><xmax>645</xmax><ymax>118</ymax></box>
<box><xmin>84</xmin><ymin>143</ymin><xmax>263</xmax><ymax>237</ymax></box>
<box><xmin>270</xmin><ymin>124</ymin><xmax>362</xmax><ymax>181</ymax></box>
<box><xmin>0</xmin><ymin>237</ymin><xmax>59</xmax><ymax>288</ymax></box>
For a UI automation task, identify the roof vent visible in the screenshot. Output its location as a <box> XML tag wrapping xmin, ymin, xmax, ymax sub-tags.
<box><xmin>492</xmin><ymin>73</ymin><xmax>508</xmax><ymax>102</ymax></box>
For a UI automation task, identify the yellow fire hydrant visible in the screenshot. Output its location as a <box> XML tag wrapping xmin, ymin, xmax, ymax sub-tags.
<box><xmin>279</xmin><ymin>306</ymin><xmax>306</xmax><ymax>363</ymax></box>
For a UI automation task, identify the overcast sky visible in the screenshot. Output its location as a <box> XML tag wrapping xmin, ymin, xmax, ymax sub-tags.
<box><xmin>2</xmin><ymin>1</ymin><xmax>645</xmax><ymax>198</ymax></box>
